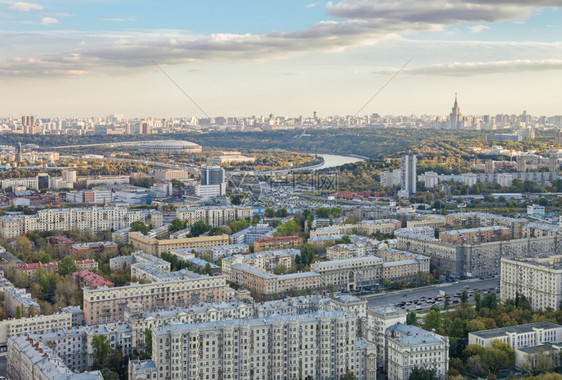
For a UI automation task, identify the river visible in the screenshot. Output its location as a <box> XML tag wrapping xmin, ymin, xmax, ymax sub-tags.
<box><xmin>314</xmin><ymin>154</ymin><xmax>365</xmax><ymax>170</ymax></box>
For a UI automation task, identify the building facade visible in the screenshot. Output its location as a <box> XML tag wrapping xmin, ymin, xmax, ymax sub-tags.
<box><xmin>130</xmin><ymin>312</ymin><xmax>376</xmax><ymax>380</ymax></box>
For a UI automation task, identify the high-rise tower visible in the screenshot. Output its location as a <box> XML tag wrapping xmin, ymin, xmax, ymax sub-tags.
<box><xmin>400</xmin><ymin>155</ymin><xmax>417</xmax><ymax>196</ymax></box>
<box><xmin>449</xmin><ymin>94</ymin><xmax>463</xmax><ymax>129</ymax></box>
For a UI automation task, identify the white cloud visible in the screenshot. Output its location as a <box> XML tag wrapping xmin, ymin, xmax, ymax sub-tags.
<box><xmin>1</xmin><ymin>0</ymin><xmax>562</xmax><ymax>77</ymax></box>
<box><xmin>403</xmin><ymin>59</ymin><xmax>562</xmax><ymax>76</ymax></box>
<box><xmin>9</xmin><ymin>2</ymin><xmax>43</xmax><ymax>11</ymax></box>
<box><xmin>305</xmin><ymin>2</ymin><xmax>321</xmax><ymax>8</ymax></box>
<box><xmin>101</xmin><ymin>17</ymin><xmax>137</xmax><ymax>22</ymax></box>
<box><xmin>468</xmin><ymin>25</ymin><xmax>490</xmax><ymax>33</ymax></box>
<box><xmin>41</xmin><ymin>17</ymin><xmax>58</xmax><ymax>25</ymax></box>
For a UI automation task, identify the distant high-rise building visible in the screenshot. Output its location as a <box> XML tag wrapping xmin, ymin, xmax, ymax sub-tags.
<box><xmin>62</xmin><ymin>169</ymin><xmax>77</xmax><ymax>183</ymax></box>
<box><xmin>400</xmin><ymin>155</ymin><xmax>417</xmax><ymax>195</ymax></box>
<box><xmin>485</xmin><ymin>160</ymin><xmax>496</xmax><ymax>174</ymax></box>
<box><xmin>21</xmin><ymin>115</ymin><xmax>37</xmax><ymax>134</ymax></box>
<box><xmin>555</xmin><ymin>129</ymin><xmax>562</xmax><ymax>145</ymax></box>
<box><xmin>37</xmin><ymin>173</ymin><xmax>49</xmax><ymax>190</ymax></box>
<box><xmin>141</xmin><ymin>121</ymin><xmax>151</xmax><ymax>135</ymax></box>
<box><xmin>200</xmin><ymin>165</ymin><xmax>225</xmax><ymax>186</ymax></box>
<box><xmin>17</xmin><ymin>142</ymin><xmax>23</xmax><ymax>163</ymax></box>
<box><xmin>517</xmin><ymin>158</ymin><xmax>527</xmax><ymax>173</ymax></box>
<box><xmin>449</xmin><ymin>94</ymin><xmax>463</xmax><ymax>130</ymax></box>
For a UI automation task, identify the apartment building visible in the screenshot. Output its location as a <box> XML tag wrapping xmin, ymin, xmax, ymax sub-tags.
<box><xmin>0</xmin><ymin>311</ymin><xmax>73</xmax><ymax>347</ymax></box>
<box><xmin>221</xmin><ymin>249</ymin><xmax>299</xmax><ymax>276</ymax></box>
<box><xmin>70</xmin><ymin>241</ymin><xmax>118</xmax><ymax>256</ymax></box>
<box><xmin>311</xmin><ymin>256</ymin><xmax>383</xmax><ymax>291</ymax></box>
<box><xmin>363</xmin><ymin>306</ymin><xmax>407</xmax><ymax>366</ymax></box>
<box><xmin>5</xmin><ymin>287</ymin><xmax>40</xmax><ymax>318</ymax></box>
<box><xmin>192</xmin><ymin>243</ymin><xmax>249</xmax><ymax>262</ymax></box>
<box><xmin>444</xmin><ymin>212</ymin><xmax>523</xmax><ymax>238</ymax></box>
<box><xmin>406</xmin><ymin>215</ymin><xmax>446</xmax><ymax>229</ymax></box>
<box><xmin>176</xmin><ymin>206</ymin><xmax>252</xmax><ymax>227</ymax></box>
<box><xmin>0</xmin><ymin>206</ymin><xmax>132</xmax><ymax>239</ymax></box>
<box><xmin>129</xmin><ymin>232</ymin><xmax>230</xmax><ymax>255</ymax></box>
<box><xmin>73</xmin><ymin>270</ymin><xmax>114</xmax><ymax>289</ymax></box>
<box><xmin>326</xmin><ymin>243</ymin><xmax>367</xmax><ymax>260</ymax></box>
<box><xmin>468</xmin><ymin>322</ymin><xmax>562</xmax><ymax>351</ymax></box>
<box><xmin>83</xmin><ymin>275</ymin><xmax>228</xmax><ymax>324</ymax></box>
<box><xmin>109</xmin><ymin>250</ymin><xmax>170</xmax><ymax>271</ymax></box>
<box><xmin>17</xmin><ymin>259</ymin><xmax>97</xmax><ymax>281</ymax></box>
<box><xmin>229</xmin><ymin>224</ymin><xmax>275</xmax><ymax>244</ymax></box>
<box><xmin>396</xmin><ymin>227</ymin><xmax>561</xmax><ymax>278</ymax></box>
<box><xmin>440</xmin><ymin>226</ymin><xmax>511</xmax><ymax>244</ymax></box>
<box><xmin>7</xmin><ymin>335</ymin><xmax>103</xmax><ymax>380</ymax></box>
<box><xmin>253</xmin><ymin>236</ymin><xmax>304</xmax><ymax>252</ymax></box>
<box><xmin>386</xmin><ymin>323</ymin><xmax>449</xmax><ymax>380</ymax></box>
<box><xmin>24</xmin><ymin>322</ymin><xmax>133</xmax><ymax>372</ymax></box>
<box><xmin>500</xmin><ymin>256</ymin><xmax>562</xmax><ymax>311</ymax></box>
<box><xmin>522</xmin><ymin>222</ymin><xmax>560</xmax><ymax>238</ymax></box>
<box><xmin>129</xmin><ymin>311</ymin><xmax>376</xmax><ymax>380</ymax></box>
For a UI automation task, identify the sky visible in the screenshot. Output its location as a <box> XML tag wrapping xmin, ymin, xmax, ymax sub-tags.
<box><xmin>1</xmin><ymin>0</ymin><xmax>562</xmax><ymax>118</ymax></box>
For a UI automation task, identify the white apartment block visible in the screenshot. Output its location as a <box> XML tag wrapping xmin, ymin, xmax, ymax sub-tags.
<box><xmin>501</xmin><ymin>256</ymin><xmax>562</xmax><ymax>311</ymax></box>
<box><xmin>176</xmin><ymin>206</ymin><xmax>253</xmax><ymax>227</ymax></box>
<box><xmin>468</xmin><ymin>322</ymin><xmax>562</xmax><ymax>351</ymax></box>
<box><xmin>363</xmin><ymin>306</ymin><xmax>407</xmax><ymax>367</ymax></box>
<box><xmin>386</xmin><ymin>323</ymin><xmax>449</xmax><ymax>380</ymax></box>
<box><xmin>129</xmin><ymin>311</ymin><xmax>376</xmax><ymax>380</ymax></box>
<box><xmin>0</xmin><ymin>206</ymin><xmax>132</xmax><ymax>239</ymax></box>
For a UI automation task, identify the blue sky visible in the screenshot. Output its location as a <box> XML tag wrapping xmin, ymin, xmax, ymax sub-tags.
<box><xmin>1</xmin><ymin>0</ymin><xmax>562</xmax><ymax>118</ymax></box>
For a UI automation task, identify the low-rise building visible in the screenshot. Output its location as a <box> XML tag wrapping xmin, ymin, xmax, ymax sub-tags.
<box><xmin>73</xmin><ymin>270</ymin><xmax>114</xmax><ymax>289</ymax></box>
<box><xmin>253</xmin><ymin>235</ymin><xmax>304</xmax><ymax>252</ymax></box>
<box><xmin>70</xmin><ymin>241</ymin><xmax>118</xmax><ymax>257</ymax></box>
<box><xmin>5</xmin><ymin>287</ymin><xmax>40</xmax><ymax>317</ymax></box>
<box><xmin>468</xmin><ymin>322</ymin><xmax>562</xmax><ymax>351</ymax></box>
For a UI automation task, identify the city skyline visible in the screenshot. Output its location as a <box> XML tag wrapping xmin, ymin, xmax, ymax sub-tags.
<box><xmin>1</xmin><ymin>0</ymin><xmax>562</xmax><ymax>117</ymax></box>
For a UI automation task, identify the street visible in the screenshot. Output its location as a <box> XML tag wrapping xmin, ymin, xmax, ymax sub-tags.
<box><xmin>364</xmin><ymin>278</ymin><xmax>500</xmax><ymax>311</ymax></box>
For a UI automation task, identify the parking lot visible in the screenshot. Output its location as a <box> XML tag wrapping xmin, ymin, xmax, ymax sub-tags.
<box><xmin>365</xmin><ymin>278</ymin><xmax>501</xmax><ymax>311</ymax></box>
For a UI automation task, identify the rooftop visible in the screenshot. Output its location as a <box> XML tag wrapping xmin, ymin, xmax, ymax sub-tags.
<box><xmin>470</xmin><ymin>322</ymin><xmax>561</xmax><ymax>339</ymax></box>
